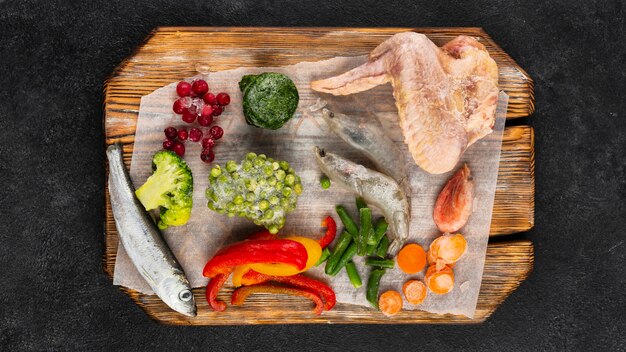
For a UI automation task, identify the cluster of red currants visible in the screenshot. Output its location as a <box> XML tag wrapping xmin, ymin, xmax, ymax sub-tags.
<box><xmin>167</xmin><ymin>79</ymin><xmax>230</xmax><ymax>163</ymax></box>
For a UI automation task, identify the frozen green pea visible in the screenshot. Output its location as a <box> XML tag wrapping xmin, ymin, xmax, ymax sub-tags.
<box><xmin>294</xmin><ymin>183</ymin><xmax>303</xmax><ymax>195</ymax></box>
<box><xmin>233</xmin><ymin>195</ymin><xmax>244</xmax><ymax>205</ymax></box>
<box><xmin>258</xmin><ymin>200</ymin><xmax>270</xmax><ymax>210</ymax></box>
<box><xmin>275</xmin><ymin>169</ymin><xmax>286</xmax><ymax>180</ymax></box>
<box><xmin>280</xmin><ymin>198</ymin><xmax>290</xmax><ymax>208</ymax></box>
<box><xmin>207</xmin><ymin>200</ymin><xmax>216</xmax><ymax>210</ymax></box>
<box><xmin>267</xmin><ymin>176</ymin><xmax>277</xmax><ymax>186</ymax></box>
<box><xmin>269</xmin><ymin>195</ymin><xmax>279</xmax><ymax>205</ymax></box>
<box><xmin>275</xmin><ymin>182</ymin><xmax>284</xmax><ymax>191</ymax></box>
<box><xmin>254</xmin><ymin>158</ymin><xmax>265</xmax><ymax>167</ymax></box>
<box><xmin>272</xmin><ymin>162</ymin><xmax>280</xmax><ymax>170</ymax></box>
<box><xmin>282</xmin><ymin>187</ymin><xmax>292</xmax><ymax>197</ymax></box>
<box><xmin>287</xmin><ymin>167</ymin><xmax>295</xmax><ymax>174</ymax></box>
<box><xmin>260</xmin><ymin>191</ymin><xmax>267</xmax><ymax>199</ymax></box>
<box><xmin>268</xmin><ymin>225</ymin><xmax>279</xmax><ymax>234</ymax></box>
<box><xmin>258</xmin><ymin>154</ymin><xmax>267</xmax><ymax>160</ymax></box>
<box><xmin>246</xmin><ymin>152</ymin><xmax>257</xmax><ymax>160</ymax></box>
<box><xmin>285</xmin><ymin>174</ymin><xmax>295</xmax><ymax>186</ymax></box>
<box><xmin>246</xmin><ymin>192</ymin><xmax>256</xmax><ymax>202</ymax></box>
<box><xmin>226</xmin><ymin>161</ymin><xmax>238</xmax><ymax>173</ymax></box>
<box><xmin>264</xmin><ymin>209</ymin><xmax>274</xmax><ymax>219</ymax></box>
<box><xmin>263</xmin><ymin>165</ymin><xmax>274</xmax><ymax>176</ymax></box>
<box><xmin>218</xmin><ymin>175</ymin><xmax>229</xmax><ymax>184</ymax></box>
<box><xmin>320</xmin><ymin>176</ymin><xmax>331</xmax><ymax>189</ymax></box>
<box><xmin>279</xmin><ymin>161</ymin><xmax>290</xmax><ymax>170</ymax></box>
<box><xmin>210</xmin><ymin>166</ymin><xmax>222</xmax><ymax>178</ymax></box>
<box><xmin>242</xmin><ymin>160</ymin><xmax>253</xmax><ymax>171</ymax></box>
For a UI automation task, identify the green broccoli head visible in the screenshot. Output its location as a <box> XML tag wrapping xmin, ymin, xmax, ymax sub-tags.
<box><xmin>135</xmin><ymin>150</ymin><xmax>193</xmax><ymax>229</ymax></box>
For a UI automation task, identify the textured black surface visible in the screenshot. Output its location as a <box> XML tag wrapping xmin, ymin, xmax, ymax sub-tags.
<box><xmin>1</xmin><ymin>0</ymin><xmax>625</xmax><ymax>351</ymax></box>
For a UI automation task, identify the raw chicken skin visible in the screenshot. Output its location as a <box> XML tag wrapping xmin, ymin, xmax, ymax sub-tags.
<box><xmin>311</xmin><ymin>33</ymin><xmax>499</xmax><ymax>174</ymax></box>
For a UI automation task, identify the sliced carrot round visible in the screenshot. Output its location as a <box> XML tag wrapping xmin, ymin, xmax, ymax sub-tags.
<box><xmin>424</xmin><ymin>265</ymin><xmax>455</xmax><ymax>295</ymax></box>
<box><xmin>397</xmin><ymin>243</ymin><xmax>427</xmax><ymax>274</ymax></box>
<box><xmin>402</xmin><ymin>280</ymin><xmax>427</xmax><ymax>305</ymax></box>
<box><xmin>429</xmin><ymin>233</ymin><xmax>467</xmax><ymax>265</ymax></box>
<box><xmin>378</xmin><ymin>290</ymin><xmax>403</xmax><ymax>316</ymax></box>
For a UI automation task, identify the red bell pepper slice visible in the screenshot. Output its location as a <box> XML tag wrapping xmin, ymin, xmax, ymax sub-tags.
<box><xmin>241</xmin><ymin>271</ymin><xmax>336</xmax><ymax>311</ymax></box>
<box><xmin>231</xmin><ymin>284</ymin><xmax>324</xmax><ymax>315</ymax></box>
<box><xmin>206</xmin><ymin>272</ymin><xmax>230</xmax><ymax>312</ymax></box>
<box><xmin>318</xmin><ymin>216</ymin><xmax>337</xmax><ymax>249</ymax></box>
<box><xmin>203</xmin><ymin>239</ymin><xmax>308</xmax><ymax>278</ymax></box>
<box><xmin>247</xmin><ymin>230</ymin><xmax>276</xmax><ymax>241</ymax></box>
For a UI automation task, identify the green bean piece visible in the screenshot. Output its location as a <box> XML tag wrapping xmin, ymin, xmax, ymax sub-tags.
<box><xmin>325</xmin><ymin>231</ymin><xmax>353</xmax><ymax>275</ymax></box>
<box><xmin>375</xmin><ymin>235</ymin><xmax>390</xmax><ymax>258</ymax></box>
<box><xmin>335</xmin><ymin>205</ymin><xmax>359</xmax><ymax>237</ymax></box>
<box><xmin>365</xmin><ymin>257</ymin><xmax>395</xmax><ymax>269</ymax></box>
<box><xmin>315</xmin><ymin>248</ymin><xmax>331</xmax><ymax>266</ymax></box>
<box><xmin>367</xmin><ymin>218</ymin><xmax>388</xmax><ymax>245</ymax></box>
<box><xmin>358</xmin><ymin>207</ymin><xmax>372</xmax><ymax>256</ymax></box>
<box><xmin>355</xmin><ymin>197</ymin><xmax>367</xmax><ymax>210</ymax></box>
<box><xmin>330</xmin><ymin>242</ymin><xmax>358</xmax><ymax>276</ymax></box>
<box><xmin>320</xmin><ymin>175</ymin><xmax>331</xmax><ymax>189</ymax></box>
<box><xmin>345</xmin><ymin>261</ymin><xmax>362</xmax><ymax>288</ymax></box>
<box><xmin>367</xmin><ymin>268</ymin><xmax>386</xmax><ymax>309</ymax></box>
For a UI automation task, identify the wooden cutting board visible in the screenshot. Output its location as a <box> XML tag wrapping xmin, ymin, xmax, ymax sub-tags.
<box><xmin>104</xmin><ymin>27</ymin><xmax>535</xmax><ymax>324</ymax></box>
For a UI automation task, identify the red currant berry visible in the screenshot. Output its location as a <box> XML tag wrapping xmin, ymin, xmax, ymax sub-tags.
<box><xmin>163</xmin><ymin>140</ymin><xmax>174</xmax><ymax>150</ymax></box>
<box><xmin>211</xmin><ymin>105</ymin><xmax>223</xmax><ymax>117</ymax></box>
<box><xmin>176</xmin><ymin>81</ymin><xmax>191</xmax><ymax>97</ymax></box>
<box><xmin>201</xmin><ymin>105</ymin><xmax>214</xmax><ymax>118</ymax></box>
<box><xmin>209</xmin><ymin>125</ymin><xmax>224</xmax><ymax>140</ymax></box>
<box><xmin>177</xmin><ymin>129</ymin><xmax>188</xmax><ymax>141</ymax></box>
<box><xmin>200</xmin><ymin>149</ymin><xmax>215</xmax><ymax>163</ymax></box>
<box><xmin>198</xmin><ymin>114</ymin><xmax>213</xmax><ymax>126</ymax></box>
<box><xmin>172</xmin><ymin>141</ymin><xmax>185</xmax><ymax>156</ymax></box>
<box><xmin>201</xmin><ymin>137</ymin><xmax>215</xmax><ymax>149</ymax></box>
<box><xmin>203</xmin><ymin>92</ymin><xmax>216</xmax><ymax>105</ymax></box>
<box><xmin>182</xmin><ymin>110</ymin><xmax>196</xmax><ymax>123</ymax></box>
<box><xmin>172</xmin><ymin>99</ymin><xmax>187</xmax><ymax>114</ymax></box>
<box><xmin>189</xmin><ymin>128</ymin><xmax>203</xmax><ymax>142</ymax></box>
<box><xmin>191</xmin><ymin>79</ymin><xmax>209</xmax><ymax>96</ymax></box>
<box><xmin>164</xmin><ymin>126</ymin><xmax>177</xmax><ymax>140</ymax></box>
<box><xmin>216</xmin><ymin>93</ymin><xmax>230</xmax><ymax>106</ymax></box>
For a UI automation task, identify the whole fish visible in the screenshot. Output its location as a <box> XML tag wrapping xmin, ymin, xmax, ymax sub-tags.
<box><xmin>314</xmin><ymin>147</ymin><xmax>410</xmax><ymax>255</ymax></box>
<box><xmin>107</xmin><ymin>144</ymin><xmax>196</xmax><ymax>317</ymax></box>
<box><xmin>320</xmin><ymin>108</ymin><xmax>411</xmax><ymax>195</ymax></box>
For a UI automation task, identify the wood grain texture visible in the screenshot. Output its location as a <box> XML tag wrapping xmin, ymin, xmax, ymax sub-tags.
<box><xmin>104</xmin><ymin>27</ymin><xmax>535</xmax><ymax>324</ymax></box>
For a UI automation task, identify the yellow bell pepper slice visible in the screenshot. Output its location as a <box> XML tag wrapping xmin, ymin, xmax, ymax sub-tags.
<box><xmin>252</xmin><ymin>237</ymin><xmax>322</xmax><ymax>276</ymax></box>
<box><xmin>231</xmin><ymin>237</ymin><xmax>322</xmax><ymax>285</ymax></box>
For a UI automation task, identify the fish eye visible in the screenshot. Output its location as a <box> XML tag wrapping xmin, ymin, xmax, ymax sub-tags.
<box><xmin>179</xmin><ymin>290</ymin><xmax>192</xmax><ymax>302</ymax></box>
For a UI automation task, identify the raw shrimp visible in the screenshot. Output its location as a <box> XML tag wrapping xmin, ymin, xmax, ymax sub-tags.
<box><xmin>314</xmin><ymin>147</ymin><xmax>410</xmax><ymax>255</ymax></box>
<box><xmin>320</xmin><ymin>108</ymin><xmax>408</xmax><ymax>188</ymax></box>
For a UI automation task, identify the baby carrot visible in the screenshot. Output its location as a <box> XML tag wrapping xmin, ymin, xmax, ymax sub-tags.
<box><xmin>378</xmin><ymin>290</ymin><xmax>403</xmax><ymax>316</ymax></box>
<box><xmin>397</xmin><ymin>243</ymin><xmax>427</xmax><ymax>274</ymax></box>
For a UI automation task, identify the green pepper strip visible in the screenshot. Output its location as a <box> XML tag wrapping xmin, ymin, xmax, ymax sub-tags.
<box><xmin>358</xmin><ymin>207</ymin><xmax>372</xmax><ymax>256</ymax></box>
<box><xmin>345</xmin><ymin>261</ymin><xmax>362</xmax><ymax>288</ymax></box>
<box><xmin>330</xmin><ymin>242</ymin><xmax>357</xmax><ymax>276</ymax></box>
<box><xmin>335</xmin><ymin>205</ymin><xmax>359</xmax><ymax>237</ymax></box>
<box><xmin>367</xmin><ymin>268</ymin><xmax>386</xmax><ymax>309</ymax></box>
<box><xmin>325</xmin><ymin>231</ymin><xmax>352</xmax><ymax>275</ymax></box>
<box><xmin>375</xmin><ymin>235</ymin><xmax>390</xmax><ymax>258</ymax></box>
<box><xmin>365</xmin><ymin>257</ymin><xmax>395</xmax><ymax>269</ymax></box>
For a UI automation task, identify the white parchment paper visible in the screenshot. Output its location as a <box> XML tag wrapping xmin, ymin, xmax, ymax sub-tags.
<box><xmin>113</xmin><ymin>56</ymin><xmax>508</xmax><ymax>318</ymax></box>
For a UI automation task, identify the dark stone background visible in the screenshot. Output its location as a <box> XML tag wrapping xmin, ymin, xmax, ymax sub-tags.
<box><xmin>1</xmin><ymin>0</ymin><xmax>624</xmax><ymax>350</ymax></box>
